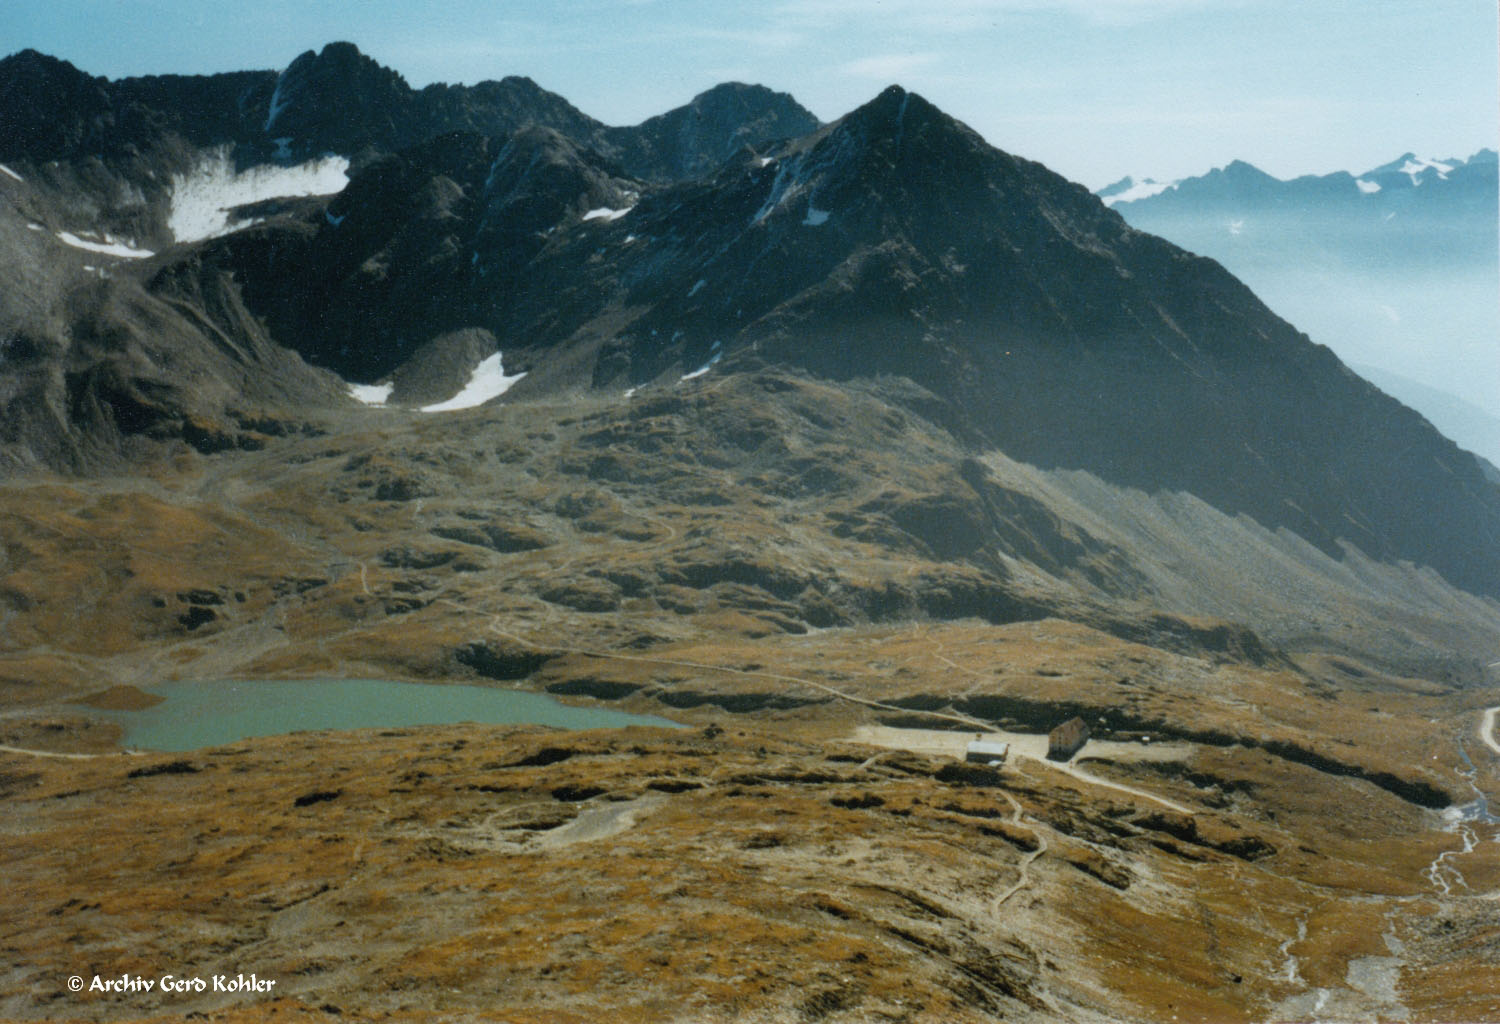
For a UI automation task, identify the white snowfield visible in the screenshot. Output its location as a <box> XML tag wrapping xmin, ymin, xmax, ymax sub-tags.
<box><xmin>169</xmin><ymin>150</ymin><xmax>349</xmax><ymax>243</ymax></box>
<box><xmin>55</xmin><ymin>231</ymin><xmax>154</xmax><ymax>259</ymax></box>
<box><xmin>582</xmin><ymin>205</ymin><xmax>633</xmax><ymax>222</ymax></box>
<box><xmin>420</xmin><ymin>353</ymin><xmax>526</xmax><ymax>412</ymax></box>
<box><xmin>1355</xmin><ymin>179</ymin><xmax>1381</xmax><ymax>194</ymax></box>
<box><xmin>348</xmin><ymin>382</ymin><xmax>394</xmax><ymax>406</ymax></box>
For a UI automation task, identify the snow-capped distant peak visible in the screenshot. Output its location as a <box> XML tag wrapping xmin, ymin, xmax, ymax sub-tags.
<box><xmin>1098</xmin><ymin>177</ymin><xmax>1177</xmax><ymax>206</ymax></box>
<box><xmin>1396</xmin><ymin>156</ymin><xmax>1452</xmax><ymax>184</ymax></box>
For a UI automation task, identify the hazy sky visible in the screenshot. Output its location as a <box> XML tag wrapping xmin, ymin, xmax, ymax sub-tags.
<box><xmin>4</xmin><ymin>0</ymin><xmax>1497</xmax><ymax>188</ymax></box>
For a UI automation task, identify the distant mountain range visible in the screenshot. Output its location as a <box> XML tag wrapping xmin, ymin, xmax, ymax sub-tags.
<box><xmin>1101</xmin><ymin>149</ymin><xmax>1496</xmax><ymax>221</ymax></box>
<box><xmin>2</xmin><ymin>42</ymin><xmax>1497</xmax><ymax>604</ymax></box>
<box><xmin>1098</xmin><ymin>151</ymin><xmax>1499</xmax><ymax>464</ymax></box>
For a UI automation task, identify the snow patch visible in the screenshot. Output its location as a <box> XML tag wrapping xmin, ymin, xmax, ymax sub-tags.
<box><xmin>421</xmin><ymin>353</ymin><xmax>526</xmax><ymax>412</ymax></box>
<box><xmin>803</xmin><ymin>205</ymin><xmax>830</xmax><ymax>226</ymax></box>
<box><xmin>752</xmin><ymin>154</ymin><xmax>807</xmax><ymax>225</ymax></box>
<box><xmin>1102</xmin><ymin>178</ymin><xmax>1176</xmax><ymax>205</ymax></box>
<box><xmin>169</xmin><ymin>150</ymin><xmax>349</xmax><ymax>243</ymax></box>
<box><xmin>349</xmin><ymin>382</ymin><xmax>394</xmax><ymax>406</ymax></box>
<box><xmin>681</xmin><ymin>352</ymin><xmax>722</xmax><ymax>381</ymax></box>
<box><xmin>55</xmin><ymin>231</ymin><xmax>154</xmax><ymax>259</ymax></box>
<box><xmin>583</xmin><ymin>205</ymin><xmax>633</xmax><ymax>222</ymax></box>
<box><xmin>756</xmin><ymin>155</ymin><xmax>776</xmax><ymax>168</ymax></box>
<box><xmin>688</xmin><ymin>279</ymin><xmax>706</xmax><ymax>297</ymax></box>
<box><xmin>1355</xmin><ymin>178</ymin><xmax>1381</xmax><ymax>194</ymax></box>
<box><xmin>26</xmin><ymin>223</ymin><xmax>44</xmax><ymax>231</ymax></box>
<box><xmin>0</xmin><ymin>164</ymin><xmax>22</xmax><ymax>182</ymax></box>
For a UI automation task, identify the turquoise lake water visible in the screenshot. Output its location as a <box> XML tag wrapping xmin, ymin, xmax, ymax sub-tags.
<box><xmin>101</xmin><ymin>678</ymin><xmax>681</xmax><ymax>751</ymax></box>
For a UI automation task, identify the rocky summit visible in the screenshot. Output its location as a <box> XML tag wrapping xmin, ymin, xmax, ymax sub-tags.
<box><xmin>1</xmin><ymin>43</ymin><xmax>1498</xmax><ymax>1024</ymax></box>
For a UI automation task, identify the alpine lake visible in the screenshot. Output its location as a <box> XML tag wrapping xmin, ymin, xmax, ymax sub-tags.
<box><xmin>96</xmin><ymin>679</ymin><xmax>682</xmax><ymax>752</ymax></box>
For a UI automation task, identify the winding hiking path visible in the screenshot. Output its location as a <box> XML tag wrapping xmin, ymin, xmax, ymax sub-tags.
<box><xmin>1039</xmin><ymin>754</ymin><xmax>1194</xmax><ymax>815</ymax></box>
<box><xmin>993</xmin><ymin>790</ymin><xmax>1047</xmax><ymax>908</ymax></box>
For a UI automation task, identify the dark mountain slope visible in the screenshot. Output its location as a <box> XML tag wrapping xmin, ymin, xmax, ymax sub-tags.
<box><xmin>2</xmin><ymin>46</ymin><xmax>1496</xmax><ymax>600</ymax></box>
<box><xmin>220</xmin><ymin>85</ymin><xmax>1498</xmax><ymax>597</ymax></box>
<box><xmin>601</xmin><ymin>82</ymin><xmax>821</xmax><ymax>182</ymax></box>
<box><xmin>492</xmin><ymin>88</ymin><xmax>1500</xmax><ymax>596</ymax></box>
<box><xmin>0</xmin><ymin>247</ymin><xmax>344</xmax><ymax>473</ymax></box>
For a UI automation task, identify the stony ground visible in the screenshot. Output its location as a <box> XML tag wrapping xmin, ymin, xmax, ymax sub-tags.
<box><xmin>2</xmin><ymin>374</ymin><xmax>1499</xmax><ymax>1022</ymax></box>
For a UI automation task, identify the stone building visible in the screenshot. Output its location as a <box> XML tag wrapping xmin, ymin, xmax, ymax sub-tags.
<box><xmin>1047</xmin><ymin>717</ymin><xmax>1089</xmax><ymax>761</ymax></box>
<box><xmin>964</xmin><ymin>738</ymin><xmax>1009</xmax><ymax>766</ymax></box>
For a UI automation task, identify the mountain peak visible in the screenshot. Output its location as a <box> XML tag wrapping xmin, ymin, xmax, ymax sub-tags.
<box><xmin>0</xmin><ymin>47</ymin><xmax>111</xmax><ymax>161</ymax></box>
<box><xmin>317</xmin><ymin>40</ymin><xmax>367</xmax><ymax>63</ymax></box>
<box><xmin>1220</xmin><ymin>159</ymin><xmax>1274</xmax><ymax>180</ymax></box>
<box><xmin>608</xmin><ymin>80</ymin><xmax>819</xmax><ymax>181</ymax></box>
<box><xmin>832</xmin><ymin>85</ymin><xmax>962</xmax><ymax>152</ymax></box>
<box><xmin>264</xmin><ymin>42</ymin><xmax>413</xmax><ymax>151</ymax></box>
<box><xmin>690</xmin><ymin>81</ymin><xmax>786</xmax><ymax>105</ymax></box>
<box><xmin>851</xmin><ymin>83</ymin><xmax>915</xmax><ymax>121</ymax></box>
<box><xmin>1</xmin><ymin>47</ymin><xmax>82</xmax><ymax>73</ymax></box>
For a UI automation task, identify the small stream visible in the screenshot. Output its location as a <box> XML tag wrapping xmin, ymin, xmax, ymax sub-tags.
<box><xmin>1423</xmin><ymin>731</ymin><xmax>1500</xmax><ymax>896</ymax></box>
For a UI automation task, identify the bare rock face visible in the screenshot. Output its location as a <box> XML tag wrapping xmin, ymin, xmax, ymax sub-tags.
<box><xmin>602</xmin><ymin>81</ymin><xmax>822</xmax><ymax>181</ymax></box>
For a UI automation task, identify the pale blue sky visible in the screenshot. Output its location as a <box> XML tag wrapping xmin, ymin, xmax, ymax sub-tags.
<box><xmin>4</xmin><ymin>0</ymin><xmax>1496</xmax><ymax>188</ymax></box>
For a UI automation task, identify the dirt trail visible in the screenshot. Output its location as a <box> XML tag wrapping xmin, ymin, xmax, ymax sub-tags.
<box><xmin>1481</xmin><ymin>707</ymin><xmax>1500</xmax><ymax>757</ymax></box>
<box><xmin>850</xmin><ymin>725</ymin><xmax>1194</xmax><ymax>815</ymax></box>
<box><xmin>0</xmin><ymin>744</ymin><xmax>126</xmax><ymax>760</ymax></box>
<box><xmin>993</xmin><ymin>790</ymin><xmax>1046</xmax><ymax>908</ymax></box>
